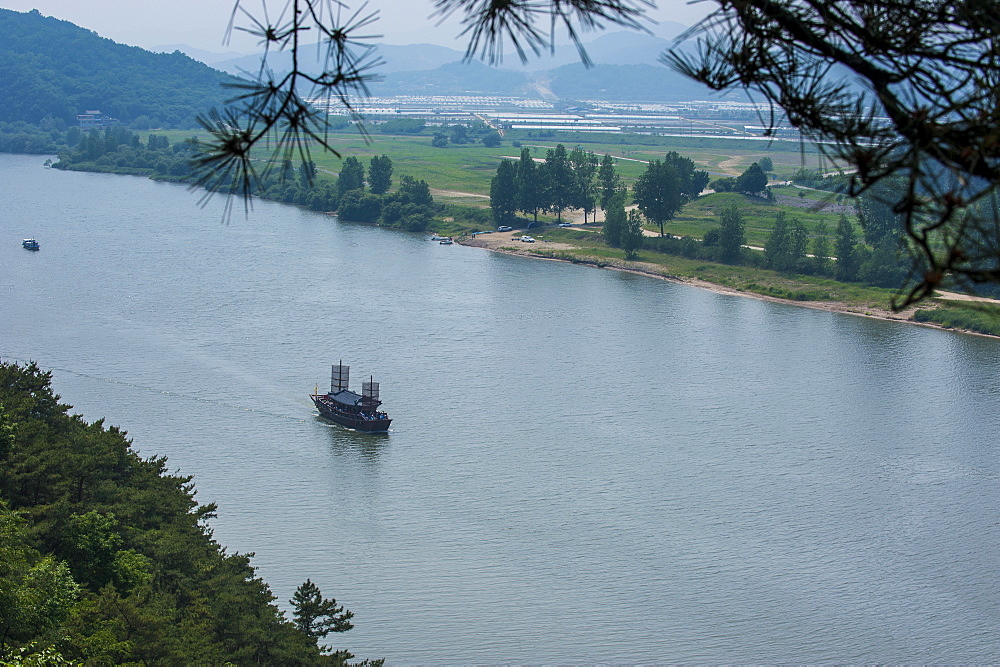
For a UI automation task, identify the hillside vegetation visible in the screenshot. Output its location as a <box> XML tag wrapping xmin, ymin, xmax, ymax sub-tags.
<box><xmin>0</xmin><ymin>8</ymin><xmax>238</xmax><ymax>128</ymax></box>
<box><xmin>0</xmin><ymin>361</ymin><xmax>369</xmax><ymax>664</ymax></box>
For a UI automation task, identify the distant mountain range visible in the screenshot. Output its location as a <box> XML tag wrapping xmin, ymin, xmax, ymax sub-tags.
<box><xmin>0</xmin><ymin>4</ymin><xmax>737</xmax><ymax>132</ymax></box>
<box><xmin>160</xmin><ymin>23</ymin><xmax>743</xmax><ymax>103</ymax></box>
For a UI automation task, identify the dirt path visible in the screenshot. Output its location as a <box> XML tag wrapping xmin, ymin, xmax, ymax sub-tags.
<box><xmin>935</xmin><ymin>290</ymin><xmax>1000</xmax><ymax>304</ymax></box>
<box><xmin>430</xmin><ymin>188</ymin><xmax>489</xmax><ymax>200</ymax></box>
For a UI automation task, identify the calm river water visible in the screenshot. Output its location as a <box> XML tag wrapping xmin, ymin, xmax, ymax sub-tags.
<box><xmin>2</xmin><ymin>153</ymin><xmax>999</xmax><ymax>663</ymax></box>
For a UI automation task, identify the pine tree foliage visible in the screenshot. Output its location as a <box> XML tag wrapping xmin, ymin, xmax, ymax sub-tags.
<box><xmin>291</xmin><ymin>579</ymin><xmax>355</xmax><ymax>641</ymax></box>
<box><xmin>664</xmin><ymin>0</ymin><xmax>1000</xmax><ymax>306</ymax></box>
<box><xmin>0</xmin><ymin>361</ymin><xmax>340</xmax><ymax>664</ymax></box>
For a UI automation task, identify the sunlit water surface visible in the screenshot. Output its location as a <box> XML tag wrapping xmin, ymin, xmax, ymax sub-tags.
<box><xmin>3</xmin><ymin>154</ymin><xmax>999</xmax><ymax>663</ymax></box>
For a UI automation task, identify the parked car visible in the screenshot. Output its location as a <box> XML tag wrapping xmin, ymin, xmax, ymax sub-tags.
<box><xmin>521</xmin><ymin>235</ymin><xmax>535</xmax><ymax>243</ymax></box>
<box><xmin>498</xmin><ymin>225</ymin><xmax>513</xmax><ymax>232</ymax></box>
<box><xmin>558</xmin><ymin>222</ymin><xmax>572</xmax><ymax>227</ymax></box>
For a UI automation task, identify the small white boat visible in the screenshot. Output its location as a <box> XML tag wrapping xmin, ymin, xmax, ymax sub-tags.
<box><xmin>22</xmin><ymin>238</ymin><xmax>40</xmax><ymax>251</ymax></box>
<box><xmin>439</xmin><ymin>237</ymin><xmax>454</xmax><ymax>245</ymax></box>
<box><xmin>430</xmin><ymin>235</ymin><xmax>449</xmax><ymax>241</ymax></box>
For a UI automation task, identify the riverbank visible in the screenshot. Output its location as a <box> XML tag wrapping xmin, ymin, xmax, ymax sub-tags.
<box><xmin>459</xmin><ymin>230</ymin><xmax>1000</xmax><ymax>338</ymax></box>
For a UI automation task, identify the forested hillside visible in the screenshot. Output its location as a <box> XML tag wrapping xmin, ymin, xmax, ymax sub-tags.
<box><xmin>0</xmin><ymin>8</ymin><xmax>239</xmax><ymax>128</ymax></box>
<box><xmin>0</xmin><ymin>361</ymin><xmax>368</xmax><ymax>664</ymax></box>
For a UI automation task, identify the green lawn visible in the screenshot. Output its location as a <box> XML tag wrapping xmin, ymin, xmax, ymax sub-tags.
<box><xmin>652</xmin><ymin>191</ymin><xmax>855</xmax><ymax>246</ymax></box>
<box><xmin>153</xmin><ymin>126</ymin><xmax>998</xmax><ymax>335</ymax></box>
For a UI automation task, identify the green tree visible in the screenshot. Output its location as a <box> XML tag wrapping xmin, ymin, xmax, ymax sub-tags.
<box><xmin>812</xmin><ymin>222</ymin><xmax>831</xmax><ymax>275</ymax></box>
<box><xmin>298</xmin><ymin>160</ymin><xmax>317</xmax><ymax>188</ymax></box>
<box><xmin>368</xmin><ymin>155</ymin><xmax>393</xmax><ymax>195</ymax></box>
<box><xmin>337</xmin><ymin>156</ymin><xmax>365</xmax><ymax>196</ymax></box>
<box><xmin>431</xmin><ymin>133</ymin><xmax>448</xmax><ymax>148</ymax></box>
<box><xmin>490</xmin><ymin>160</ymin><xmax>518</xmax><ymax>226</ymax></box>
<box><xmin>598</xmin><ymin>153</ymin><xmax>621</xmax><ymax>212</ymax></box>
<box><xmin>758</xmin><ymin>156</ymin><xmax>773</xmax><ymax>174</ymax></box>
<box><xmin>633</xmin><ymin>159</ymin><xmax>683</xmax><ymax>237</ymax></box>
<box><xmin>60</xmin><ymin>511</ymin><xmax>122</xmax><ymax>590</ymax></box>
<box><xmin>857</xmin><ymin>182</ymin><xmax>904</xmax><ymax>250</ymax></box>
<box><xmin>602</xmin><ymin>193</ymin><xmax>626</xmax><ymax>248</ymax></box>
<box><xmin>290</xmin><ymin>579</ymin><xmax>354</xmax><ymax>654</ymax></box>
<box><xmin>541</xmin><ymin>144</ymin><xmax>574</xmax><ymax>223</ymax></box>
<box><xmin>448</xmin><ymin>124</ymin><xmax>469</xmax><ymax>145</ymax></box>
<box><xmin>0</xmin><ymin>361</ymin><xmax>329</xmax><ymax>664</ymax></box>
<box><xmin>710</xmin><ymin>177</ymin><xmax>735</xmax><ymax>193</ymax></box>
<box><xmin>735</xmin><ymin>162</ymin><xmax>768</xmax><ymax>195</ymax></box>
<box><xmin>621</xmin><ymin>209</ymin><xmax>644</xmax><ymax>260</ymax></box>
<box><xmin>663</xmin><ymin>151</ymin><xmax>709</xmax><ymax>199</ymax></box>
<box><xmin>788</xmin><ymin>218</ymin><xmax>809</xmax><ymax>272</ymax></box>
<box><xmin>764</xmin><ymin>210</ymin><xmax>790</xmax><ymax>271</ymax></box>
<box><xmin>481</xmin><ymin>132</ymin><xmax>501</xmax><ymax>148</ymax></box>
<box><xmin>516</xmin><ymin>147</ymin><xmax>541</xmax><ymax>223</ymax></box>
<box><xmin>835</xmin><ymin>215</ymin><xmax>860</xmax><ymax>282</ymax></box>
<box><xmin>0</xmin><ymin>504</ymin><xmax>81</xmax><ymax>649</ymax></box>
<box><xmin>569</xmin><ymin>147</ymin><xmax>598</xmax><ymax>223</ymax></box>
<box><xmin>396</xmin><ymin>175</ymin><xmax>433</xmax><ymax>207</ymax></box>
<box><xmin>338</xmin><ymin>190</ymin><xmax>383</xmax><ymax>222</ymax></box>
<box><xmin>718</xmin><ymin>203</ymin><xmax>746</xmax><ymax>264</ymax></box>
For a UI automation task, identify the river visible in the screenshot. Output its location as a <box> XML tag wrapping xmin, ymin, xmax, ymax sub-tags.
<box><xmin>2</xmin><ymin>153</ymin><xmax>999</xmax><ymax>663</ymax></box>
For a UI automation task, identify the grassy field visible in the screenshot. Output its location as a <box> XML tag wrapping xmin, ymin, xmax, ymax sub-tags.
<box><xmin>513</xmin><ymin>226</ymin><xmax>898</xmax><ymax>306</ymax></box>
<box><xmin>159</xmin><ymin>127</ymin><xmax>835</xmax><ymax>193</ymax></box>
<box><xmin>155</xmin><ymin>126</ymin><xmax>998</xmax><ymax>336</ymax></box>
<box><xmin>657</xmin><ymin>190</ymin><xmax>853</xmax><ymax>246</ymax></box>
<box><xmin>160</xmin><ymin>125</ymin><xmax>859</xmax><ymax>252</ymax></box>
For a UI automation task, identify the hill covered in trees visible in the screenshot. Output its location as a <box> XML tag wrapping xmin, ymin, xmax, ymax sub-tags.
<box><xmin>0</xmin><ymin>8</ymin><xmax>239</xmax><ymax>128</ymax></box>
<box><xmin>0</xmin><ymin>361</ymin><xmax>371</xmax><ymax>664</ymax></box>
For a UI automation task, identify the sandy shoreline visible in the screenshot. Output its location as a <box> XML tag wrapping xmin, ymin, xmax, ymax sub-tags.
<box><xmin>458</xmin><ymin>230</ymin><xmax>997</xmax><ymax>337</ymax></box>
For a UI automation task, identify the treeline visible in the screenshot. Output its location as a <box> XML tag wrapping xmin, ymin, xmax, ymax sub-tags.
<box><xmin>490</xmin><ymin>145</ymin><xmax>709</xmax><ymax>232</ymax></box>
<box><xmin>0</xmin><ymin>121</ymin><xmax>76</xmax><ymax>154</ymax></box>
<box><xmin>0</xmin><ymin>361</ymin><xmax>376</xmax><ymax>664</ymax></box>
<box><xmin>630</xmin><ymin>187</ymin><xmax>910</xmax><ymax>288</ymax></box>
<box><xmin>0</xmin><ymin>8</ymin><xmax>237</xmax><ymax>128</ymax></box>
<box><xmin>48</xmin><ymin>127</ymin><xmax>449</xmax><ymax>231</ymax></box>
<box><xmin>51</xmin><ymin>126</ymin><xmax>200</xmax><ymax>179</ymax></box>
<box><xmin>710</xmin><ymin>159</ymin><xmax>772</xmax><ymax>195</ymax></box>
<box><xmin>489</xmin><ymin>146</ymin><xmax>924</xmax><ymax>291</ymax></box>
<box><xmin>490</xmin><ymin>145</ymin><xmax>645</xmax><ymax>226</ymax></box>
<box><xmin>332</xmin><ymin>155</ymin><xmax>437</xmax><ymax>230</ymax></box>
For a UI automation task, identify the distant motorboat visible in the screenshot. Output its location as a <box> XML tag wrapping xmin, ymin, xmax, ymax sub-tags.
<box><xmin>439</xmin><ymin>237</ymin><xmax>454</xmax><ymax>245</ymax></box>
<box><xmin>22</xmin><ymin>238</ymin><xmax>39</xmax><ymax>251</ymax></box>
<box><xmin>430</xmin><ymin>235</ymin><xmax>449</xmax><ymax>241</ymax></box>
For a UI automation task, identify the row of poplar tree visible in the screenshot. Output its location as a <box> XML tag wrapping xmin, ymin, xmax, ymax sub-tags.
<box><xmin>489</xmin><ymin>145</ymin><xmax>710</xmax><ymax>230</ymax></box>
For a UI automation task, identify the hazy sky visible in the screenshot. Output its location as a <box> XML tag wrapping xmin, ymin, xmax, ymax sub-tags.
<box><xmin>0</xmin><ymin>0</ymin><xmax>711</xmax><ymax>53</ymax></box>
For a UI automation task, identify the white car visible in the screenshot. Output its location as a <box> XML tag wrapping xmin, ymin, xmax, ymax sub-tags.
<box><xmin>558</xmin><ymin>222</ymin><xmax>572</xmax><ymax>227</ymax></box>
<box><xmin>498</xmin><ymin>225</ymin><xmax>513</xmax><ymax>232</ymax></box>
<box><xmin>521</xmin><ymin>235</ymin><xmax>535</xmax><ymax>243</ymax></box>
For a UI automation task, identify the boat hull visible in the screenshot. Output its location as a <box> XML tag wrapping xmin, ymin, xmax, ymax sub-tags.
<box><xmin>311</xmin><ymin>395</ymin><xmax>391</xmax><ymax>432</ymax></box>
